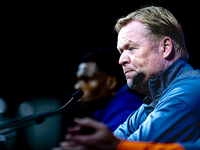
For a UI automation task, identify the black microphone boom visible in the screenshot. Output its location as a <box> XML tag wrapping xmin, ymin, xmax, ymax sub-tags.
<box><xmin>0</xmin><ymin>89</ymin><xmax>84</xmax><ymax>130</ymax></box>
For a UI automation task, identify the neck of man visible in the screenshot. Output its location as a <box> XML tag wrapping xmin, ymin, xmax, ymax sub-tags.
<box><xmin>132</xmin><ymin>57</ymin><xmax>180</xmax><ymax>96</ymax></box>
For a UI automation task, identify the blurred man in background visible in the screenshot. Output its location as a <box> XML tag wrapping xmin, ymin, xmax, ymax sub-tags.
<box><xmin>62</xmin><ymin>47</ymin><xmax>142</xmax><ymax>132</ymax></box>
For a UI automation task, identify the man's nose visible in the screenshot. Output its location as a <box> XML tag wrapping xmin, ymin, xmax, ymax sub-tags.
<box><xmin>74</xmin><ymin>81</ymin><xmax>81</xmax><ymax>90</ymax></box>
<box><xmin>119</xmin><ymin>51</ymin><xmax>131</xmax><ymax>66</ymax></box>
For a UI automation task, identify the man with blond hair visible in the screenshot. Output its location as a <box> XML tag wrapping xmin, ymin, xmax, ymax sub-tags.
<box><xmin>53</xmin><ymin>6</ymin><xmax>200</xmax><ymax>150</ymax></box>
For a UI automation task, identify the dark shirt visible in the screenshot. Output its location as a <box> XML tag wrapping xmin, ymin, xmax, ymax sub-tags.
<box><xmin>94</xmin><ymin>84</ymin><xmax>142</xmax><ymax>131</ymax></box>
<box><xmin>64</xmin><ymin>84</ymin><xmax>142</xmax><ymax>132</ymax></box>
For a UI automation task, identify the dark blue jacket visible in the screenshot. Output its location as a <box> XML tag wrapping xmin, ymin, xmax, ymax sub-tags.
<box><xmin>67</xmin><ymin>84</ymin><xmax>142</xmax><ymax>132</ymax></box>
<box><xmin>114</xmin><ymin>58</ymin><xmax>200</xmax><ymax>143</ymax></box>
<box><xmin>94</xmin><ymin>84</ymin><xmax>142</xmax><ymax>132</ymax></box>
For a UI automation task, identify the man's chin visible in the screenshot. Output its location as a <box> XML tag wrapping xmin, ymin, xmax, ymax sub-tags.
<box><xmin>127</xmin><ymin>79</ymin><xmax>133</xmax><ymax>86</ymax></box>
<box><xmin>77</xmin><ymin>98</ymin><xmax>86</xmax><ymax>102</ymax></box>
<box><xmin>78</xmin><ymin>98</ymin><xmax>93</xmax><ymax>102</ymax></box>
<box><xmin>127</xmin><ymin>72</ymin><xmax>149</xmax><ymax>94</ymax></box>
<box><xmin>127</xmin><ymin>73</ymin><xmax>145</xmax><ymax>86</ymax></box>
<box><xmin>127</xmin><ymin>83</ymin><xmax>137</xmax><ymax>90</ymax></box>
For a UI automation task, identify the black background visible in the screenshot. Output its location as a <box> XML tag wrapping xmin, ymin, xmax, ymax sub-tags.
<box><xmin>2</xmin><ymin>1</ymin><xmax>199</xmax><ymax>98</ymax></box>
<box><xmin>1</xmin><ymin>1</ymin><xmax>200</xmax><ymax>149</ymax></box>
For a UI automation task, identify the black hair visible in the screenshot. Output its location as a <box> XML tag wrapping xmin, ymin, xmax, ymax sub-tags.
<box><xmin>80</xmin><ymin>47</ymin><xmax>126</xmax><ymax>91</ymax></box>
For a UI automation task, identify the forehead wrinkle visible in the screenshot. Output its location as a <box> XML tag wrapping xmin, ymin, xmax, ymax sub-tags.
<box><xmin>118</xmin><ymin>26</ymin><xmax>136</xmax><ymax>49</ymax></box>
<box><xmin>117</xmin><ymin>21</ymin><xmax>150</xmax><ymax>51</ymax></box>
<box><xmin>118</xmin><ymin>34</ymin><xmax>139</xmax><ymax>51</ymax></box>
<box><xmin>117</xmin><ymin>35</ymin><xmax>129</xmax><ymax>51</ymax></box>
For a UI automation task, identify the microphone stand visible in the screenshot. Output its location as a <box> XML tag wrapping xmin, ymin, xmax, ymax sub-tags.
<box><xmin>0</xmin><ymin>90</ymin><xmax>84</xmax><ymax>131</ymax></box>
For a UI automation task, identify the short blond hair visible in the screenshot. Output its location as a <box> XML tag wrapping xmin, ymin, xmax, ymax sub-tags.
<box><xmin>115</xmin><ymin>6</ymin><xmax>189</xmax><ymax>58</ymax></box>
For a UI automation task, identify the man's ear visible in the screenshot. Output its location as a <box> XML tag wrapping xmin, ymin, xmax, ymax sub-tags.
<box><xmin>162</xmin><ymin>37</ymin><xmax>174</xmax><ymax>60</ymax></box>
<box><xmin>106</xmin><ymin>76</ymin><xmax>117</xmax><ymax>91</ymax></box>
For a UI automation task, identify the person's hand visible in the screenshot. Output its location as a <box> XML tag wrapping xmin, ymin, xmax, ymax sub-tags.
<box><xmin>53</xmin><ymin>117</ymin><xmax>121</xmax><ymax>150</ymax></box>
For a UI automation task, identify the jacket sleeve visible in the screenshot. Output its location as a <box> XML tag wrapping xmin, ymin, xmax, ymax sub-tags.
<box><xmin>181</xmin><ymin>138</ymin><xmax>200</xmax><ymax>150</ymax></box>
<box><xmin>113</xmin><ymin>105</ymin><xmax>146</xmax><ymax>139</ymax></box>
<box><xmin>126</xmin><ymin>97</ymin><xmax>195</xmax><ymax>142</ymax></box>
<box><xmin>117</xmin><ymin>140</ymin><xmax>185</xmax><ymax>150</ymax></box>
<box><xmin>115</xmin><ymin>82</ymin><xmax>199</xmax><ymax>142</ymax></box>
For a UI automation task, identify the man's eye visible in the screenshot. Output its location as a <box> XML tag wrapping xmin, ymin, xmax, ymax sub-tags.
<box><xmin>82</xmin><ymin>77</ymin><xmax>89</xmax><ymax>82</ymax></box>
<box><xmin>129</xmin><ymin>47</ymin><xmax>136</xmax><ymax>50</ymax></box>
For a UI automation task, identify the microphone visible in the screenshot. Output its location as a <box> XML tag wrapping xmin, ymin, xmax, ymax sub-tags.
<box><xmin>0</xmin><ymin>89</ymin><xmax>84</xmax><ymax>130</ymax></box>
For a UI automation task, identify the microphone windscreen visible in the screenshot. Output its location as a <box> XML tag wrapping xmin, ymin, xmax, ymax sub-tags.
<box><xmin>72</xmin><ymin>89</ymin><xmax>84</xmax><ymax>100</ymax></box>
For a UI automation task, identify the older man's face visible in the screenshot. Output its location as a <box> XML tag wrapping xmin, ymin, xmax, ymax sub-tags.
<box><xmin>117</xmin><ymin>21</ymin><xmax>164</xmax><ymax>93</ymax></box>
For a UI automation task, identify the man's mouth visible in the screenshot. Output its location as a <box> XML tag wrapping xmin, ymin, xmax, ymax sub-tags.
<box><xmin>125</xmin><ymin>71</ymin><xmax>131</xmax><ymax>74</ymax></box>
<box><xmin>125</xmin><ymin>70</ymin><xmax>134</xmax><ymax>75</ymax></box>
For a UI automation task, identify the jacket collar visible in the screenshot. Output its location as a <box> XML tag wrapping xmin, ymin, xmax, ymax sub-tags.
<box><xmin>143</xmin><ymin>57</ymin><xmax>188</xmax><ymax>107</ymax></box>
